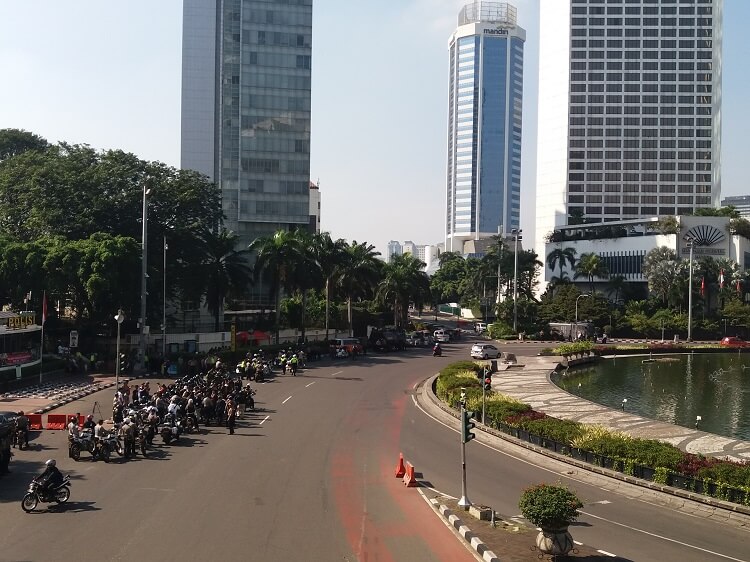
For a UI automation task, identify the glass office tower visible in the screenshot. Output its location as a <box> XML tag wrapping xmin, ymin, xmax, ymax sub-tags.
<box><xmin>446</xmin><ymin>2</ymin><xmax>525</xmax><ymax>253</ymax></box>
<box><xmin>181</xmin><ymin>0</ymin><xmax>312</xmax><ymax>305</ymax></box>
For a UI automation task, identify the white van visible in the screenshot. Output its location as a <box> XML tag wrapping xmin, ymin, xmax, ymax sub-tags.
<box><xmin>475</xmin><ymin>322</ymin><xmax>487</xmax><ymax>333</ymax></box>
<box><xmin>434</xmin><ymin>329</ymin><xmax>450</xmax><ymax>343</ymax></box>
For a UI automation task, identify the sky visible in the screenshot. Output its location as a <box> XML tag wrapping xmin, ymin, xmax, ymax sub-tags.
<box><xmin>0</xmin><ymin>0</ymin><xmax>748</xmax><ymax>258</ymax></box>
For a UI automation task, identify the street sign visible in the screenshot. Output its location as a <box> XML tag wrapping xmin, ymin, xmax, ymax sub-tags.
<box><xmin>69</xmin><ymin>330</ymin><xmax>79</xmax><ymax>348</ymax></box>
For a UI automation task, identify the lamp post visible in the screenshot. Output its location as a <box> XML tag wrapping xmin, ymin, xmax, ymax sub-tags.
<box><xmin>496</xmin><ymin>225</ymin><xmax>503</xmax><ymax>306</ymax></box>
<box><xmin>686</xmin><ymin>237</ymin><xmax>694</xmax><ymax>342</ymax></box>
<box><xmin>114</xmin><ymin>309</ymin><xmax>124</xmax><ymax>389</ymax></box>
<box><xmin>162</xmin><ymin>236</ymin><xmax>167</xmax><ymax>359</ymax></box>
<box><xmin>139</xmin><ymin>183</ymin><xmax>151</xmax><ymax>372</ymax></box>
<box><xmin>511</xmin><ymin>228</ymin><xmax>522</xmax><ymax>333</ymax></box>
<box><xmin>575</xmin><ymin>293</ymin><xmax>590</xmax><ymax>340</ymax></box>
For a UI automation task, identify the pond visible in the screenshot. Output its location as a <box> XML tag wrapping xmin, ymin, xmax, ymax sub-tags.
<box><xmin>553</xmin><ymin>352</ymin><xmax>750</xmax><ymax>441</ymax></box>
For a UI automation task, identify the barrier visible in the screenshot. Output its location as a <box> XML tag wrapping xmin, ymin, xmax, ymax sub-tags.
<box><xmin>77</xmin><ymin>415</ymin><xmax>86</xmax><ymax>427</ymax></box>
<box><xmin>394</xmin><ymin>452</ymin><xmax>406</xmax><ymax>478</ymax></box>
<box><xmin>402</xmin><ymin>461</ymin><xmax>417</xmax><ymax>487</ymax></box>
<box><xmin>27</xmin><ymin>414</ymin><xmax>43</xmax><ymax>430</ymax></box>
<box><xmin>46</xmin><ymin>414</ymin><xmax>68</xmax><ymax>430</ymax></box>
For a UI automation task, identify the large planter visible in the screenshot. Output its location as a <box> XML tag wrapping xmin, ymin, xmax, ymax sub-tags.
<box><xmin>536</xmin><ymin>526</ymin><xmax>574</xmax><ymax>556</ymax></box>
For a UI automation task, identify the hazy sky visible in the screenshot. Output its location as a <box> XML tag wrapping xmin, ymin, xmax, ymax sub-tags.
<box><xmin>0</xmin><ymin>1</ymin><xmax>747</xmax><ymax>257</ymax></box>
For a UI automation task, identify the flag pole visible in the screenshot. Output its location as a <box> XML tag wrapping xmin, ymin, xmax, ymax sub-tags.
<box><xmin>40</xmin><ymin>291</ymin><xmax>47</xmax><ymax>385</ymax></box>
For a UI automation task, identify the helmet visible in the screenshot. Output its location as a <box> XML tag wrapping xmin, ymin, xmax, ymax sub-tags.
<box><xmin>70</xmin><ymin>416</ymin><xmax>77</xmax><ymax>422</ymax></box>
<box><xmin>87</xmin><ymin>414</ymin><xmax>94</xmax><ymax>420</ymax></box>
<box><xmin>18</xmin><ymin>411</ymin><xmax>24</xmax><ymax>416</ymax></box>
<box><xmin>45</xmin><ymin>459</ymin><xmax>56</xmax><ymax>467</ymax></box>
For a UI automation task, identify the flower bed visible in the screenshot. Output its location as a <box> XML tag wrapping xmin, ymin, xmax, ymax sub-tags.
<box><xmin>435</xmin><ymin>361</ymin><xmax>750</xmax><ymax>507</ymax></box>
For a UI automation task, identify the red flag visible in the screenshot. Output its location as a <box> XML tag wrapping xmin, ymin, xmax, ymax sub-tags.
<box><xmin>719</xmin><ymin>269</ymin><xmax>725</xmax><ymax>289</ymax></box>
<box><xmin>42</xmin><ymin>291</ymin><xmax>47</xmax><ymax>325</ymax></box>
<box><xmin>700</xmin><ymin>277</ymin><xmax>705</xmax><ymax>296</ymax></box>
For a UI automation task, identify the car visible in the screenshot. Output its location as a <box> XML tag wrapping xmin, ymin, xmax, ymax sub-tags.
<box><xmin>474</xmin><ymin>322</ymin><xmax>487</xmax><ymax>333</ymax></box>
<box><xmin>0</xmin><ymin>411</ymin><xmax>19</xmax><ymax>438</ymax></box>
<box><xmin>434</xmin><ymin>329</ymin><xmax>451</xmax><ymax>343</ymax></box>
<box><xmin>720</xmin><ymin>336</ymin><xmax>749</xmax><ymax>348</ymax></box>
<box><xmin>334</xmin><ymin>338</ymin><xmax>363</xmax><ymax>355</ymax></box>
<box><xmin>471</xmin><ymin>343</ymin><xmax>502</xmax><ymax>360</ymax></box>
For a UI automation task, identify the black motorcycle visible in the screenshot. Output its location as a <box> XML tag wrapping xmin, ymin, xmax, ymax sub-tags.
<box><xmin>69</xmin><ymin>430</ymin><xmax>109</xmax><ymax>462</ymax></box>
<box><xmin>21</xmin><ymin>475</ymin><xmax>71</xmax><ymax>512</ymax></box>
<box><xmin>12</xmin><ymin>426</ymin><xmax>27</xmax><ymax>450</ymax></box>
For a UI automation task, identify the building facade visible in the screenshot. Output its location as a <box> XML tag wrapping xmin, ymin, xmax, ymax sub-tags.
<box><xmin>309</xmin><ymin>181</ymin><xmax>321</xmax><ymax>233</ymax></box>
<box><xmin>535</xmin><ymin>0</ymin><xmax>723</xmax><ymax>279</ymax></box>
<box><xmin>721</xmin><ymin>195</ymin><xmax>750</xmax><ymax>218</ymax></box>
<box><xmin>386</xmin><ymin>241</ymin><xmax>403</xmax><ymax>263</ymax></box>
<box><xmin>446</xmin><ymin>2</ymin><xmax>525</xmax><ymax>253</ymax></box>
<box><xmin>181</xmin><ymin>0</ymin><xmax>313</xmax><ymax>300</ymax></box>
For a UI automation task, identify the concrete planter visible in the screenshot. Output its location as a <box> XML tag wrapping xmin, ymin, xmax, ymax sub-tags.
<box><xmin>536</xmin><ymin>526</ymin><xmax>574</xmax><ymax>556</ymax></box>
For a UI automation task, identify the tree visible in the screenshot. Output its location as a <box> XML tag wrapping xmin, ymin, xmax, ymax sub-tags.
<box><xmin>311</xmin><ymin>232</ymin><xmax>347</xmax><ymax>339</ymax></box>
<box><xmin>249</xmin><ymin>230</ymin><xmax>305</xmax><ymax>343</ymax></box>
<box><xmin>430</xmin><ymin>252</ymin><xmax>468</xmax><ymax>304</ymax></box>
<box><xmin>338</xmin><ymin>241</ymin><xmax>382</xmax><ymax>336</ymax></box>
<box><xmin>573</xmin><ymin>253</ymin><xmax>609</xmax><ymax>294</ymax></box>
<box><xmin>0</xmin><ymin>128</ymin><xmax>48</xmax><ymax>162</ymax></box>
<box><xmin>377</xmin><ymin>253</ymin><xmax>430</xmax><ymax>328</ymax></box>
<box><xmin>546</xmin><ymin>247</ymin><xmax>577</xmax><ymax>297</ymax></box>
<box><xmin>607</xmin><ymin>274</ymin><xmax>627</xmax><ymax>304</ymax></box>
<box><xmin>191</xmin><ymin>228</ymin><xmax>252</xmax><ymax>331</ymax></box>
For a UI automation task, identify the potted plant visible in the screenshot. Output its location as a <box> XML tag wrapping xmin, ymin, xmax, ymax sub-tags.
<box><xmin>518</xmin><ymin>483</ymin><xmax>584</xmax><ymax>556</ymax></box>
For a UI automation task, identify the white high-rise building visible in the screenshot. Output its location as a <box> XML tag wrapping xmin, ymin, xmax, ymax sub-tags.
<box><xmin>446</xmin><ymin>2</ymin><xmax>526</xmax><ymax>253</ymax></box>
<box><xmin>535</xmin><ymin>0</ymin><xmax>723</xmax><ymax>273</ymax></box>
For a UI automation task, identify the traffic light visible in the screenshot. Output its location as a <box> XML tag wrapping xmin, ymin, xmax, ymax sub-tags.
<box><xmin>462</xmin><ymin>409</ymin><xmax>476</xmax><ymax>443</ymax></box>
<box><xmin>118</xmin><ymin>353</ymin><xmax>127</xmax><ymax>374</ymax></box>
<box><xmin>484</xmin><ymin>377</ymin><xmax>492</xmax><ymax>392</ymax></box>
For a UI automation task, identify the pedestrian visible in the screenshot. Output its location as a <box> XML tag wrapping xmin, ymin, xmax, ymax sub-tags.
<box><xmin>226</xmin><ymin>398</ymin><xmax>236</xmax><ymax>435</ymax></box>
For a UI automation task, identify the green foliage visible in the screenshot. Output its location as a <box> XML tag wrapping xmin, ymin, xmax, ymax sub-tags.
<box><xmin>518</xmin><ymin>484</ymin><xmax>583</xmax><ymax>528</ymax></box>
<box><xmin>698</xmin><ymin>462</ymin><xmax>750</xmax><ymax>488</ymax></box>
<box><xmin>552</xmin><ymin>341</ymin><xmax>593</xmax><ymax>356</ymax></box>
<box><xmin>523</xmin><ymin>417</ymin><xmax>584</xmax><ymax>444</ymax></box>
<box><xmin>487</xmin><ymin>321</ymin><xmax>513</xmax><ymax>339</ymax></box>
<box><xmin>653</xmin><ymin>467</ymin><xmax>671</xmax><ymax>484</ymax></box>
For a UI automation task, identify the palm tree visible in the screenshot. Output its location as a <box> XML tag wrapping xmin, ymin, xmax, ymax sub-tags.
<box><xmin>338</xmin><ymin>241</ymin><xmax>382</xmax><ymax>336</ymax></box>
<box><xmin>194</xmin><ymin>228</ymin><xmax>252</xmax><ymax>331</ymax></box>
<box><xmin>607</xmin><ymin>274</ymin><xmax>627</xmax><ymax>304</ymax></box>
<box><xmin>546</xmin><ymin>247</ymin><xmax>577</xmax><ymax>296</ymax></box>
<box><xmin>249</xmin><ymin>229</ymin><xmax>305</xmax><ymax>344</ymax></box>
<box><xmin>377</xmin><ymin>253</ymin><xmax>430</xmax><ymax>328</ymax></box>
<box><xmin>311</xmin><ymin>232</ymin><xmax>347</xmax><ymax>340</ymax></box>
<box><xmin>288</xmin><ymin>230</ymin><xmax>321</xmax><ymax>341</ymax></box>
<box><xmin>574</xmin><ymin>252</ymin><xmax>609</xmax><ymax>295</ymax></box>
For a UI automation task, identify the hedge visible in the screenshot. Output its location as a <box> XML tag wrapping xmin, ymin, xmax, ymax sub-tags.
<box><xmin>435</xmin><ymin>361</ymin><xmax>750</xmax><ymax>501</ymax></box>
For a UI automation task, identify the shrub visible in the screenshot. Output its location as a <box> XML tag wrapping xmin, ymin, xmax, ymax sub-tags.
<box><xmin>440</xmin><ymin>361</ymin><xmax>483</xmax><ymax>378</ymax></box>
<box><xmin>483</xmin><ymin>398</ymin><xmax>532</xmax><ymax>427</ymax></box>
<box><xmin>488</xmin><ymin>321</ymin><xmax>513</xmax><ymax>339</ymax></box>
<box><xmin>553</xmin><ymin>341</ymin><xmax>594</xmax><ymax>356</ymax></box>
<box><xmin>676</xmin><ymin>453</ymin><xmax>722</xmax><ymax>477</ymax></box>
<box><xmin>505</xmin><ymin>410</ymin><xmax>547</xmax><ymax>427</ymax></box>
<box><xmin>698</xmin><ymin>461</ymin><xmax>750</xmax><ymax>488</ymax></box>
<box><xmin>436</xmin><ymin>372</ymin><xmax>481</xmax><ymax>403</ymax></box>
<box><xmin>522</xmin><ymin>417</ymin><xmax>585</xmax><ymax>444</ymax></box>
<box><xmin>518</xmin><ymin>484</ymin><xmax>583</xmax><ymax>528</ymax></box>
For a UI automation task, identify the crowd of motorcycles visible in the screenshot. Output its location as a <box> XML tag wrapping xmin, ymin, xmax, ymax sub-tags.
<box><xmin>18</xmin><ymin>349</ymin><xmax>311</xmax><ymax>511</ymax></box>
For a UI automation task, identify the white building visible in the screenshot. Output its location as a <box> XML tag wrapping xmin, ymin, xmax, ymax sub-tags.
<box><xmin>721</xmin><ymin>195</ymin><xmax>750</xmax><ymax>219</ymax></box>
<box><xmin>535</xmin><ymin>0</ymin><xmax>724</xmax><ymax>289</ymax></box>
<box><xmin>446</xmin><ymin>2</ymin><xmax>526</xmax><ymax>253</ymax></box>
<box><xmin>309</xmin><ymin>181</ymin><xmax>321</xmax><ymax>233</ymax></box>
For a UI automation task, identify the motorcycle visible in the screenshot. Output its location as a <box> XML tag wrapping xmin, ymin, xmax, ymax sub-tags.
<box><xmin>433</xmin><ymin>345</ymin><xmax>442</xmax><ymax>357</ymax></box>
<box><xmin>21</xmin><ymin>475</ymin><xmax>71</xmax><ymax>512</ymax></box>
<box><xmin>69</xmin><ymin>430</ymin><xmax>105</xmax><ymax>462</ymax></box>
<box><xmin>12</xmin><ymin>426</ymin><xmax>27</xmax><ymax>450</ymax></box>
<box><xmin>160</xmin><ymin>415</ymin><xmax>182</xmax><ymax>445</ymax></box>
<box><xmin>101</xmin><ymin>432</ymin><xmax>124</xmax><ymax>457</ymax></box>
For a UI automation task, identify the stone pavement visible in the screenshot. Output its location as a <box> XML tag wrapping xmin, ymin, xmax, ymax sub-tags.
<box><xmin>493</xmin><ymin>356</ymin><xmax>750</xmax><ymax>463</ymax></box>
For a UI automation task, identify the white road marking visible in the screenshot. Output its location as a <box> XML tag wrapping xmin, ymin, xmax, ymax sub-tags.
<box><xmin>305</xmin><ymin>381</ymin><xmax>315</xmax><ymax>388</ymax></box>
<box><xmin>597</xmin><ymin>550</ymin><xmax>617</xmax><ymax>558</ymax></box>
<box><xmin>582</xmin><ymin>511</ymin><xmax>749</xmax><ymax>562</ymax></box>
<box><xmin>331</xmin><ymin>370</ymin><xmax>343</xmax><ymax>377</ymax></box>
<box><xmin>139</xmin><ymin>487</ymin><xmax>175</xmax><ymax>492</ymax></box>
<box><xmin>591</xmin><ymin>500</ymin><xmax>612</xmax><ymax>505</ymax></box>
<box><xmin>282</xmin><ymin>396</ymin><xmax>292</xmax><ymax>404</ymax></box>
<box><xmin>573</xmin><ymin>541</ymin><xmax>583</xmax><ymax>545</ymax></box>
<box><xmin>411</xmin><ymin>388</ymin><xmax>749</xmax><ymax>562</ymax></box>
<box><xmin>259</xmin><ymin>415</ymin><xmax>270</xmax><ymax>425</ymax></box>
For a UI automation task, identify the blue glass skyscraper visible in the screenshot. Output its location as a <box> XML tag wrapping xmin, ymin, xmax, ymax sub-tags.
<box><xmin>446</xmin><ymin>2</ymin><xmax>525</xmax><ymax>253</ymax></box>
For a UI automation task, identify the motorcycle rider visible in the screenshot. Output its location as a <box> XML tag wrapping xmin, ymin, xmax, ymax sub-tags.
<box><xmin>15</xmin><ymin>411</ymin><xmax>30</xmax><ymax>448</ymax></box>
<box><xmin>289</xmin><ymin>354</ymin><xmax>299</xmax><ymax>375</ymax></box>
<box><xmin>67</xmin><ymin>416</ymin><xmax>80</xmax><ymax>442</ymax></box>
<box><xmin>433</xmin><ymin>342</ymin><xmax>442</xmax><ymax>356</ymax></box>
<box><xmin>82</xmin><ymin>414</ymin><xmax>96</xmax><ymax>434</ymax></box>
<box><xmin>35</xmin><ymin>459</ymin><xmax>64</xmax><ymax>497</ymax></box>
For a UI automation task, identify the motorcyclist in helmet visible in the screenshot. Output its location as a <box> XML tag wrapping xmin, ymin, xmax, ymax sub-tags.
<box><xmin>82</xmin><ymin>414</ymin><xmax>96</xmax><ymax>433</ymax></box>
<box><xmin>15</xmin><ymin>411</ymin><xmax>30</xmax><ymax>448</ymax></box>
<box><xmin>35</xmin><ymin>459</ymin><xmax>63</xmax><ymax>496</ymax></box>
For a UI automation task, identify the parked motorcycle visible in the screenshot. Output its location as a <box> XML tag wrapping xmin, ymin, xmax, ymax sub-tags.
<box><xmin>21</xmin><ymin>475</ymin><xmax>71</xmax><ymax>512</ymax></box>
<box><xmin>69</xmin><ymin>430</ymin><xmax>106</xmax><ymax>462</ymax></box>
<box><xmin>12</xmin><ymin>427</ymin><xmax>27</xmax><ymax>450</ymax></box>
<box><xmin>160</xmin><ymin>415</ymin><xmax>182</xmax><ymax>445</ymax></box>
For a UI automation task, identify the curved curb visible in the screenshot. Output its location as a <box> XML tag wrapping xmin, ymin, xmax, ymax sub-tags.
<box><xmin>417</xmin><ymin>489</ymin><xmax>499</xmax><ymax>562</ymax></box>
<box><xmin>420</xmin><ymin>374</ymin><xmax>750</xmax><ymax>521</ymax></box>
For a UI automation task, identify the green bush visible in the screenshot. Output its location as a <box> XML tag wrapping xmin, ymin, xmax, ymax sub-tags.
<box><xmin>698</xmin><ymin>462</ymin><xmax>750</xmax><ymax>488</ymax></box>
<box><xmin>553</xmin><ymin>341</ymin><xmax>594</xmax><ymax>356</ymax></box>
<box><xmin>488</xmin><ymin>321</ymin><xmax>513</xmax><ymax>340</ymax></box>
<box><xmin>518</xmin><ymin>484</ymin><xmax>583</xmax><ymax>528</ymax></box>
<box><xmin>523</xmin><ymin>417</ymin><xmax>584</xmax><ymax>444</ymax></box>
<box><xmin>440</xmin><ymin>361</ymin><xmax>482</xmax><ymax>377</ymax></box>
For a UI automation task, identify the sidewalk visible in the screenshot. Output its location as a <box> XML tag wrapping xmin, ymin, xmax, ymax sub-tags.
<box><xmin>0</xmin><ymin>374</ymin><xmax>120</xmax><ymax>416</ymax></box>
<box><xmin>493</xmin><ymin>356</ymin><xmax>750</xmax><ymax>462</ymax></box>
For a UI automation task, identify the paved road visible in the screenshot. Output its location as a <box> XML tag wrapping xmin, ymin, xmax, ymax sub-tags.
<box><xmin>2</xmin><ymin>341</ymin><xmax>749</xmax><ymax>561</ymax></box>
<box><xmin>0</xmin><ymin>355</ymin><xmax>474</xmax><ymax>562</ymax></box>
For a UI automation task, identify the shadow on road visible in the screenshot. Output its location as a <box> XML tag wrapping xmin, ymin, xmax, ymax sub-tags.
<box><xmin>46</xmin><ymin>500</ymin><xmax>101</xmax><ymax>513</ymax></box>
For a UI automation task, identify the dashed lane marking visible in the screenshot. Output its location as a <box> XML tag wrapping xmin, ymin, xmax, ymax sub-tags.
<box><xmin>282</xmin><ymin>395</ymin><xmax>292</xmax><ymax>404</ymax></box>
<box><xmin>305</xmin><ymin>381</ymin><xmax>315</xmax><ymax>388</ymax></box>
<box><xmin>597</xmin><ymin>550</ymin><xmax>617</xmax><ymax>558</ymax></box>
<box><xmin>259</xmin><ymin>416</ymin><xmax>270</xmax><ymax>425</ymax></box>
<box><xmin>331</xmin><ymin>371</ymin><xmax>343</xmax><ymax>377</ymax></box>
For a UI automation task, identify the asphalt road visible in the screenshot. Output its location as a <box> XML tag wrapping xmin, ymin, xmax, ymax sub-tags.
<box><xmin>2</xmin><ymin>340</ymin><xmax>749</xmax><ymax>561</ymax></box>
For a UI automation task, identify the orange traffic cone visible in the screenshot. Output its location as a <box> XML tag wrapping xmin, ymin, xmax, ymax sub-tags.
<box><xmin>394</xmin><ymin>452</ymin><xmax>406</xmax><ymax>478</ymax></box>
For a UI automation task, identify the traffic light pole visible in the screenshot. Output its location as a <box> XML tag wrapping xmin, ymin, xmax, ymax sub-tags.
<box><xmin>459</xmin><ymin>402</ymin><xmax>471</xmax><ymax>509</ymax></box>
<box><xmin>482</xmin><ymin>368</ymin><xmax>487</xmax><ymax>425</ymax></box>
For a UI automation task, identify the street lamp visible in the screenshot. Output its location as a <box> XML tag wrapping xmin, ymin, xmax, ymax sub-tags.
<box><xmin>162</xmin><ymin>236</ymin><xmax>167</xmax><ymax>359</ymax></box>
<box><xmin>496</xmin><ymin>225</ymin><xmax>503</xmax><ymax>306</ymax></box>
<box><xmin>575</xmin><ymin>293</ymin><xmax>590</xmax><ymax>340</ymax></box>
<box><xmin>511</xmin><ymin>228</ymin><xmax>522</xmax><ymax>333</ymax></box>
<box><xmin>686</xmin><ymin>236</ymin><xmax>694</xmax><ymax>342</ymax></box>
<box><xmin>114</xmin><ymin>309</ymin><xmax>125</xmax><ymax>389</ymax></box>
<box><xmin>139</xmin><ymin>183</ymin><xmax>152</xmax><ymax>372</ymax></box>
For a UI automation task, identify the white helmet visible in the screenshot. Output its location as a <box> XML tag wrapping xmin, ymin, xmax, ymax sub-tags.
<box><xmin>45</xmin><ymin>459</ymin><xmax>56</xmax><ymax>467</ymax></box>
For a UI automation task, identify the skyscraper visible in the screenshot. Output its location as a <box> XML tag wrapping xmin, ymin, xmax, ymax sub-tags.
<box><xmin>535</xmin><ymin>0</ymin><xmax>723</xmax><ymax>258</ymax></box>
<box><xmin>446</xmin><ymin>2</ymin><xmax>526</xmax><ymax>253</ymax></box>
<box><xmin>181</xmin><ymin>0</ymin><xmax>313</xmax><ymax>277</ymax></box>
